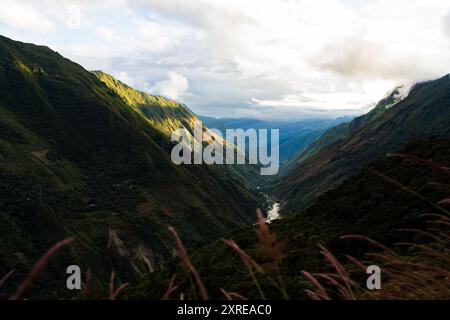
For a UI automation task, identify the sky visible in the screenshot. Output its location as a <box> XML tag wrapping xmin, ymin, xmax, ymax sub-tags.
<box><xmin>1</xmin><ymin>0</ymin><xmax>450</xmax><ymax>120</ymax></box>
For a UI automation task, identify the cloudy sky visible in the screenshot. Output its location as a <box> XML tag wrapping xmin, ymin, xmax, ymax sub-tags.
<box><xmin>1</xmin><ymin>0</ymin><xmax>450</xmax><ymax>120</ymax></box>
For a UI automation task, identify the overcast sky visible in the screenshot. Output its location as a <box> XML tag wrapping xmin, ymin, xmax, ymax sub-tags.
<box><xmin>1</xmin><ymin>0</ymin><xmax>450</xmax><ymax>120</ymax></box>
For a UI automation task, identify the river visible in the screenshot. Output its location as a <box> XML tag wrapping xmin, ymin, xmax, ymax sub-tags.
<box><xmin>266</xmin><ymin>202</ymin><xmax>281</xmax><ymax>223</ymax></box>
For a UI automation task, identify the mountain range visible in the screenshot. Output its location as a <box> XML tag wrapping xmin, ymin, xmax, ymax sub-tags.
<box><xmin>276</xmin><ymin>75</ymin><xmax>450</xmax><ymax>211</ymax></box>
<box><xmin>124</xmin><ymin>76</ymin><xmax>450</xmax><ymax>298</ymax></box>
<box><xmin>1</xmin><ymin>34</ymin><xmax>450</xmax><ymax>300</ymax></box>
<box><xmin>126</xmin><ymin>137</ymin><xmax>450</xmax><ymax>299</ymax></box>
<box><xmin>199</xmin><ymin>116</ymin><xmax>352</xmax><ymax>164</ymax></box>
<box><xmin>0</xmin><ymin>35</ymin><xmax>262</xmax><ymax>296</ymax></box>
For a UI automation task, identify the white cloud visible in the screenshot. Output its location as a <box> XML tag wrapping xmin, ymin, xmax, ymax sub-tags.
<box><xmin>0</xmin><ymin>0</ymin><xmax>55</xmax><ymax>31</ymax></box>
<box><xmin>66</xmin><ymin>4</ymin><xmax>86</xmax><ymax>30</ymax></box>
<box><xmin>95</xmin><ymin>26</ymin><xmax>115</xmax><ymax>40</ymax></box>
<box><xmin>151</xmin><ymin>72</ymin><xmax>189</xmax><ymax>100</ymax></box>
<box><xmin>114</xmin><ymin>71</ymin><xmax>137</xmax><ymax>87</ymax></box>
<box><xmin>443</xmin><ymin>10</ymin><xmax>450</xmax><ymax>37</ymax></box>
<box><xmin>1</xmin><ymin>0</ymin><xmax>450</xmax><ymax>119</ymax></box>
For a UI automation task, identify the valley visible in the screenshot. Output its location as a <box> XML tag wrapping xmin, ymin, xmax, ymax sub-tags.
<box><xmin>121</xmin><ymin>73</ymin><xmax>450</xmax><ymax>300</ymax></box>
<box><xmin>1</xmin><ymin>34</ymin><xmax>450</xmax><ymax>301</ymax></box>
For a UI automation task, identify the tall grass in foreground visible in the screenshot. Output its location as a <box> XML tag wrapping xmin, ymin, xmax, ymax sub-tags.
<box><xmin>164</xmin><ymin>212</ymin><xmax>447</xmax><ymax>300</ymax></box>
<box><xmin>0</xmin><ymin>238</ymin><xmax>129</xmax><ymax>300</ymax></box>
<box><xmin>302</xmin><ymin>154</ymin><xmax>450</xmax><ymax>300</ymax></box>
<box><xmin>303</xmin><ymin>216</ymin><xmax>450</xmax><ymax>300</ymax></box>
<box><xmin>222</xmin><ymin>209</ymin><xmax>288</xmax><ymax>300</ymax></box>
<box><xmin>163</xmin><ymin>154</ymin><xmax>450</xmax><ymax>300</ymax></box>
<box><xmin>1</xmin><ymin>154</ymin><xmax>449</xmax><ymax>300</ymax></box>
<box><xmin>0</xmin><ymin>238</ymin><xmax>74</xmax><ymax>300</ymax></box>
<box><xmin>165</xmin><ymin>209</ymin><xmax>289</xmax><ymax>300</ymax></box>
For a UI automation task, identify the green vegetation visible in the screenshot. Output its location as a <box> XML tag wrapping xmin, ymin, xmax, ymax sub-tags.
<box><xmin>0</xmin><ymin>35</ymin><xmax>262</xmax><ymax>298</ymax></box>
<box><xmin>93</xmin><ymin>71</ymin><xmax>195</xmax><ymax>138</ymax></box>
<box><xmin>286</xmin><ymin>86</ymin><xmax>409</xmax><ymax>170</ymax></box>
<box><xmin>123</xmin><ymin>138</ymin><xmax>450</xmax><ymax>299</ymax></box>
<box><xmin>277</xmin><ymin>76</ymin><xmax>450</xmax><ymax>210</ymax></box>
<box><xmin>1</xmin><ymin>34</ymin><xmax>450</xmax><ymax>300</ymax></box>
<box><xmin>93</xmin><ymin>71</ymin><xmax>264</xmax><ymax>188</ymax></box>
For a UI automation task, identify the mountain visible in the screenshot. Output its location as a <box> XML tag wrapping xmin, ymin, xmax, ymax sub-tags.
<box><xmin>285</xmin><ymin>85</ymin><xmax>410</xmax><ymax>170</ymax></box>
<box><xmin>124</xmin><ymin>138</ymin><xmax>450</xmax><ymax>299</ymax></box>
<box><xmin>93</xmin><ymin>72</ymin><xmax>263</xmax><ymax>187</ymax></box>
<box><xmin>199</xmin><ymin>116</ymin><xmax>352</xmax><ymax>164</ymax></box>
<box><xmin>0</xmin><ymin>35</ymin><xmax>261</xmax><ymax>296</ymax></box>
<box><xmin>93</xmin><ymin>71</ymin><xmax>197</xmax><ymax>138</ymax></box>
<box><xmin>197</xmin><ymin>116</ymin><xmax>228</xmax><ymax>133</ymax></box>
<box><xmin>276</xmin><ymin>75</ymin><xmax>450</xmax><ymax>211</ymax></box>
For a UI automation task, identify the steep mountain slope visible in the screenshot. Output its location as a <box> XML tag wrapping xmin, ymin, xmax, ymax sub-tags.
<box><xmin>284</xmin><ymin>85</ymin><xmax>410</xmax><ymax>173</ymax></box>
<box><xmin>0</xmin><ymin>35</ymin><xmax>260</xmax><ymax>296</ymax></box>
<box><xmin>124</xmin><ymin>138</ymin><xmax>450</xmax><ymax>299</ymax></box>
<box><xmin>93</xmin><ymin>71</ymin><xmax>196</xmax><ymax>138</ymax></box>
<box><xmin>276</xmin><ymin>75</ymin><xmax>450</xmax><ymax>211</ymax></box>
<box><xmin>94</xmin><ymin>72</ymin><xmax>263</xmax><ymax>187</ymax></box>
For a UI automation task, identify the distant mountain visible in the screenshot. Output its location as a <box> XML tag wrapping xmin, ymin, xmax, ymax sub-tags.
<box><xmin>197</xmin><ymin>115</ymin><xmax>228</xmax><ymax>133</ymax></box>
<box><xmin>0</xmin><ymin>35</ymin><xmax>261</xmax><ymax>296</ymax></box>
<box><xmin>276</xmin><ymin>74</ymin><xmax>450</xmax><ymax>211</ymax></box>
<box><xmin>199</xmin><ymin>116</ymin><xmax>352</xmax><ymax>164</ymax></box>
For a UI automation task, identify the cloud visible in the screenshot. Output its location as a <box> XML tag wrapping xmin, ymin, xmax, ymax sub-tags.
<box><xmin>443</xmin><ymin>10</ymin><xmax>450</xmax><ymax>37</ymax></box>
<box><xmin>114</xmin><ymin>71</ymin><xmax>138</xmax><ymax>87</ymax></box>
<box><xmin>0</xmin><ymin>0</ymin><xmax>55</xmax><ymax>31</ymax></box>
<box><xmin>151</xmin><ymin>72</ymin><xmax>189</xmax><ymax>100</ymax></box>
<box><xmin>94</xmin><ymin>26</ymin><xmax>115</xmax><ymax>40</ymax></box>
<box><xmin>2</xmin><ymin>0</ymin><xmax>450</xmax><ymax>120</ymax></box>
<box><xmin>66</xmin><ymin>4</ymin><xmax>86</xmax><ymax>30</ymax></box>
<box><xmin>250</xmin><ymin>91</ymin><xmax>377</xmax><ymax>115</ymax></box>
<box><xmin>131</xmin><ymin>18</ymin><xmax>201</xmax><ymax>53</ymax></box>
<box><xmin>314</xmin><ymin>36</ymin><xmax>445</xmax><ymax>83</ymax></box>
<box><xmin>315</xmin><ymin>38</ymin><xmax>393</xmax><ymax>79</ymax></box>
